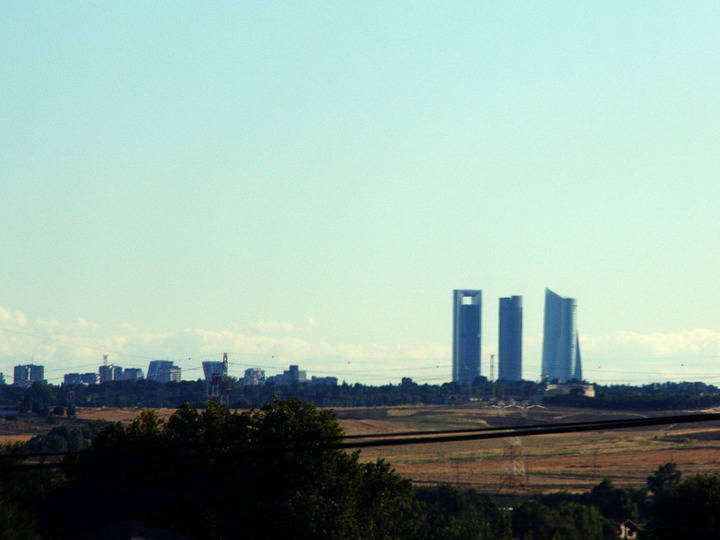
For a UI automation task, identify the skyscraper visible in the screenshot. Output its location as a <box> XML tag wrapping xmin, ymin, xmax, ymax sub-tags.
<box><xmin>541</xmin><ymin>288</ymin><xmax>582</xmax><ymax>382</ymax></box>
<box><xmin>452</xmin><ymin>290</ymin><xmax>481</xmax><ymax>385</ymax></box>
<box><xmin>147</xmin><ymin>360</ymin><xmax>182</xmax><ymax>382</ymax></box>
<box><xmin>498</xmin><ymin>295</ymin><xmax>523</xmax><ymax>381</ymax></box>
<box><xmin>13</xmin><ymin>364</ymin><xmax>44</xmax><ymax>387</ymax></box>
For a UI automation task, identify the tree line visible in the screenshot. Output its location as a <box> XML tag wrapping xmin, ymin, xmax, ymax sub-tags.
<box><xmin>3</xmin><ymin>378</ymin><xmax>720</xmax><ymax>412</ymax></box>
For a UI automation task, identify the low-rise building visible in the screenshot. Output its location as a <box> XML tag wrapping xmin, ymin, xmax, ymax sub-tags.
<box><xmin>64</xmin><ymin>372</ymin><xmax>99</xmax><ymax>385</ymax></box>
<box><xmin>268</xmin><ymin>365</ymin><xmax>307</xmax><ymax>385</ymax></box>
<box><xmin>310</xmin><ymin>376</ymin><xmax>338</xmax><ymax>386</ymax></box>
<box><xmin>63</xmin><ymin>373</ymin><xmax>82</xmax><ymax>386</ymax></box>
<box><xmin>618</xmin><ymin>519</ymin><xmax>640</xmax><ymax>539</ymax></box>
<box><xmin>544</xmin><ymin>383</ymin><xmax>595</xmax><ymax>398</ymax></box>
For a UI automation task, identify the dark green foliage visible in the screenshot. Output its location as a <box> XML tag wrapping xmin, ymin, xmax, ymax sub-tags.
<box><xmin>647</xmin><ymin>461</ymin><xmax>681</xmax><ymax>494</ymax></box>
<box><xmin>535</xmin><ymin>479</ymin><xmax>641</xmax><ymax>523</ymax></box>
<box><xmin>6</xmin><ymin>378</ymin><xmax>720</xmax><ymax>410</ymax></box>
<box><xmin>588</xmin><ymin>479</ymin><xmax>637</xmax><ymax>522</ymax></box>
<box><xmin>25</xmin><ymin>422</ymin><xmax>103</xmax><ymax>454</ymax></box>
<box><xmin>0</xmin><ymin>499</ymin><xmax>43</xmax><ymax>540</ymax></box>
<box><xmin>645</xmin><ymin>473</ymin><xmax>720</xmax><ymax>539</ymax></box>
<box><xmin>546</xmin><ymin>381</ymin><xmax>720</xmax><ymax>410</ymax></box>
<box><xmin>414</xmin><ymin>485</ymin><xmax>511</xmax><ymax>539</ymax></box>
<box><xmin>0</xmin><ymin>443</ymin><xmax>54</xmax><ymax>538</ymax></box>
<box><xmin>512</xmin><ymin>499</ymin><xmax>616</xmax><ymax>540</ymax></box>
<box><xmin>44</xmin><ymin>399</ymin><xmax>421</xmax><ymax>539</ymax></box>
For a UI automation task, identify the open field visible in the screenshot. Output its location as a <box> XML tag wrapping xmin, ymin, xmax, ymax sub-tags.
<box><xmin>335</xmin><ymin>404</ymin><xmax>720</xmax><ymax>493</ymax></box>
<box><xmin>4</xmin><ymin>403</ymin><xmax>720</xmax><ymax>494</ymax></box>
<box><xmin>74</xmin><ymin>407</ymin><xmax>178</xmax><ymax>423</ymax></box>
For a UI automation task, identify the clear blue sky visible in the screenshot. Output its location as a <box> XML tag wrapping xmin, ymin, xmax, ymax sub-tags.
<box><xmin>2</xmin><ymin>2</ymin><xmax>719</xmax><ymax>385</ymax></box>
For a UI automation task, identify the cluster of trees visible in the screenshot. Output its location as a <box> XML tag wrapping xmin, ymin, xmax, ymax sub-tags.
<box><xmin>4</xmin><ymin>378</ymin><xmax>720</xmax><ymax>413</ymax></box>
<box><xmin>547</xmin><ymin>381</ymin><xmax>720</xmax><ymax>410</ymax></box>
<box><xmin>24</xmin><ymin>422</ymin><xmax>106</xmax><ymax>454</ymax></box>
<box><xmin>2</xmin><ymin>398</ymin><xmax>720</xmax><ymax>538</ymax></box>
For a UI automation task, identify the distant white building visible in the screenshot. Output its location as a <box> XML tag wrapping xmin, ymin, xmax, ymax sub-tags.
<box><xmin>544</xmin><ymin>383</ymin><xmax>595</xmax><ymax>398</ymax></box>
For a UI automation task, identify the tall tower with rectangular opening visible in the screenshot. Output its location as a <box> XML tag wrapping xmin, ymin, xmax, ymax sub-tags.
<box><xmin>452</xmin><ymin>290</ymin><xmax>482</xmax><ymax>385</ymax></box>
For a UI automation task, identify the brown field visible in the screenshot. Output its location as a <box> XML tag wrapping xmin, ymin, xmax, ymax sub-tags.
<box><xmin>5</xmin><ymin>403</ymin><xmax>720</xmax><ymax>494</ymax></box>
<box><xmin>335</xmin><ymin>404</ymin><xmax>720</xmax><ymax>493</ymax></box>
<box><xmin>74</xmin><ymin>407</ymin><xmax>178</xmax><ymax>423</ymax></box>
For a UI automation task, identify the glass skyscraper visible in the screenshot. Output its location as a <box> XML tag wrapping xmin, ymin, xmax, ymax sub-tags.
<box><xmin>452</xmin><ymin>290</ymin><xmax>481</xmax><ymax>385</ymax></box>
<box><xmin>498</xmin><ymin>295</ymin><xmax>523</xmax><ymax>381</ymax></box>
<box><xmin>541</xmin><ymin>288</ymin><xmax>582</xmax><ymax>382</ymax></box>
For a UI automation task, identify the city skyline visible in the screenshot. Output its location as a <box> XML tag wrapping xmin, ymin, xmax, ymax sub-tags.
<box><xmin>2</xmin><ymin>3</ymin><xmax>720</xmax><ymax>385</ymax></box>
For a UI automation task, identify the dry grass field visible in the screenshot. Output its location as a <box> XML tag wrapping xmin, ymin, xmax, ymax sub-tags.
<box><xmin>335</xmin><ymin>404</ymin><xmax>720</xmax><ymax>493</ymax></box>
<box><xmin>4</xmin><ymin>403</ymin><xmax>720</xmax><ymax>495</ymax></box>
<box><xmin>74</xmin><ymin>406</ymin><xmax>178</xmax><ymax>423</ymax></box>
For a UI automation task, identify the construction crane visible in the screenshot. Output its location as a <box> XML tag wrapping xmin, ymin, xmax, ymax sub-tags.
<box><xmin>207</xmin><ymin>352</ymin><xmax>231</xmax><ymax>407</ymax></box>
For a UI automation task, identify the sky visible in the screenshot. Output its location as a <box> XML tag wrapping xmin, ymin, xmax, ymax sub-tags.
<box><xmin>2</xmin><ymin>2</ymin><xmax>720</xmax><ymax>386</ymax></box>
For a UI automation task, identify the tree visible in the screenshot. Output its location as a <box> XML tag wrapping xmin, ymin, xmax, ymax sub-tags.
<box><xmin>646</xmin><ymin>473</ymin><xmax>720</xmax><ymax>539</ymax></box>
<box><xmin>512</xmin><ymin>500</ymin><xmax>615</xmax><ymax>540</ymax></box>
<box><xmin>588</xmin><ymin>479</ymin><xmax>637</xmax><ymax>522</ymax></box>
<box><xmin>414</xmin><ymin>485</ymin><xmax>511</xmax><ymax>539</ymax></box>
<box><xmin>647</xmin><ymin>462</ymin><xmax>681</xmax><ymax>495</ymax></box>
<box><xmin>44</xmin><ymin>399</ymin><xmax>421</xmax><ymax>539</ymax></box>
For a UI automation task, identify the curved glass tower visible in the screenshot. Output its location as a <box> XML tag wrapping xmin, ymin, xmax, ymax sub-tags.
<box><xmin>541</xmin><ymin>288</ymin><xmax>582</xmax><ymax>382</ymax></box>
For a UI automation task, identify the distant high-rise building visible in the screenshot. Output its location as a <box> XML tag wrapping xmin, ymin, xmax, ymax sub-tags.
<box><xmin>112</xmin><ymin>365</ymin><xmax>123</xmax><ymax>381</ymax></box>
<box><xmin>98</xmin><ymin>365</ymin><xmax>114</xmax><ymax>384</ymax></box>
<box><xmin>63</xmin><ymin>373</ymin><xmax>82</xmax><ymax>386</ymax></box>
<box><xmin>80</xmin><ymin>372</ymin><xmax>98</xmax><ymax>385</ymax></box>
<box><xmin>147</xmin><ymin>360</ymin><xmax>173</xmax><ymax>381</ymax></box>
<box><xmin>29</xmin><ymin>365</ymin><xmax>44</xmax><ymax>383</ymax></box>
<box><xmin>541</xmin><ymin>288</ymin><xmax>582</xmax><ymax>382</ymax></box>
<box><xmin>14</xmin><ymin>364</ymin><xmax>44</xmax><ymax>387</ymax></box>
<box><xmin>202</xmin><ymin>361</ymin><xmax>226</xmax><ymax>381</ymax></box>
<box><xmin>498</xmin><ymin>295</ymin><xmax>523</xmax><ymax>381</ymax></box>
<box><xmin>121</xmin><ymin>368</ymin><xmax>144</xmax><ymax>381</ymax></box>
<box><xmin>167</xmin><ymin>366</ymin><xmax>181</xmax><ymax>382</ymax></box>
<box><xmin>147</xmin><ymin>360</ymin><xmax>181</xmax><ymax>382</ymax></box>
<box><xmin>452</xmin><ymin>290</ymin><xmax>482</xmax><ymax>385</ymax></box>
<box><xmin>13</xmin><ymin>365</ymin><xmax>30</xmax><ymax>387</ymax></box>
